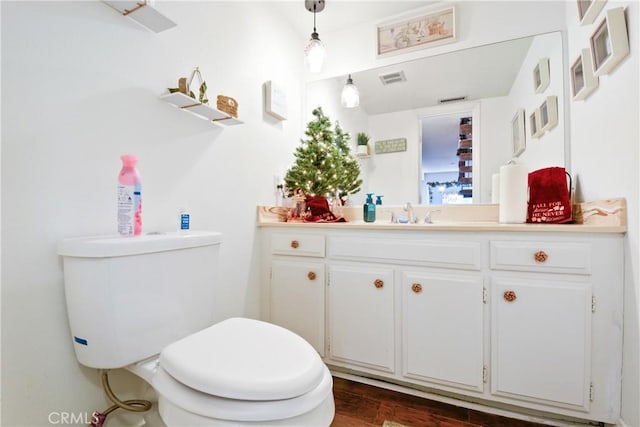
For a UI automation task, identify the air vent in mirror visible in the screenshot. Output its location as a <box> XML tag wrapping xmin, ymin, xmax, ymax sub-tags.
<box><xmin>379</xmin><ymin>71</ymin><xmax>406</xmax><ymax>85</ymax></box>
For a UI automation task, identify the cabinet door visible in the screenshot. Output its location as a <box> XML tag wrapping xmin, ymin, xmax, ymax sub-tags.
<box><xmin>491</xmin><ymin>276</ymin><xmax>592</xmax><ymax>410</ymax></box>
<box><xmin>402</xmin><ymin>271</ymin><xmax>484</xmax><ymax>392</ymax></box>
<box><xmin>328</xmin><ymin>264</ymin><xmax>395</xmax><ymax>373</ymax></box>
<box><xmin>270</xmin><ymin>260</ymin><xmax>325</xmax><ymax>356</ymax></box>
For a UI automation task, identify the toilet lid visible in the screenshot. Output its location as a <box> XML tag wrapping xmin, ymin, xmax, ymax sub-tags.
<box><xmin>159</xmin><ymin>317</ymin><xmax>325</xmax><ymax>400</ymax></box>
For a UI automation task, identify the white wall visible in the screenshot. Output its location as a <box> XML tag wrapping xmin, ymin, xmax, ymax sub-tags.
<box><xmin>564</xmin><ymin>1</ymin><xmax>640</xmax><ymax>426</ymax></box>
<box><xmin>1</xmin><ymin>2</ymin><xmax>304</xmax><ymax>425</ymax></box>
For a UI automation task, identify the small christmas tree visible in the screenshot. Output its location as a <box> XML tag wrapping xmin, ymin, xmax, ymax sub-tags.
<box><xmin>284</xmin><ymin>107</ymin><xmax>362</xmax><ymax>199</ymax></box>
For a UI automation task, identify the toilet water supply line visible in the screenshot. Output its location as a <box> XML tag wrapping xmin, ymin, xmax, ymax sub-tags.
<box><xmin>89</xmin><ymin>370</ymin><xmax>152</xmax><ymax>427</ymax></box>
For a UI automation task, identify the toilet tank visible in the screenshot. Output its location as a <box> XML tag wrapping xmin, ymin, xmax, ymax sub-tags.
<box><xmin>57</xmin><ymin>231</ymin><xmax>222</xmax><ymax>369</ymax></box>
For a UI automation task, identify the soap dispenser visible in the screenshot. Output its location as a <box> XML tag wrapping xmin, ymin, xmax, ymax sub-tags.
<box><xmin>363</xmin><ymin>192</ymin><xmax>376</xmax><ymax>223</ymax></box>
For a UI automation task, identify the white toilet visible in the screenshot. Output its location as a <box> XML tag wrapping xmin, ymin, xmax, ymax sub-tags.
<box><xmin>57</xmin><ymin>231</ymin><xmax>335</xmax><ymax>426</ymax></box>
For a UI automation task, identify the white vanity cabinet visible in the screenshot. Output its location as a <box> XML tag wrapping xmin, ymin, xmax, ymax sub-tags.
<box><xmin>488</xmin><ymin>236</ymin><xmax>623</xmax><ymax>419</ymax></box>
<box><xmin>327</xmin><ymin>264</ymin><xmax>395</xmax><ymax>373</ymax></box>
<box><xmin>266</xmin><ymin>233</ymin><xmax>326</xmax><ymax>355</ymax></box>
<box><xmin>401</xmin><ymin>270</ymin><xmax>485</xmax><ymax>392</ymax></box>
<box><xmin>259</xmin><ymin>225</ymin><xmax>624</xmax><ymax>425</ymax></box>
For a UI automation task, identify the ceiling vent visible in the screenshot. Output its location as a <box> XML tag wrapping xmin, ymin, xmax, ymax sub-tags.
<box><xmin>439</xmin><ymin>96</ymin><xmax>467</xmax><ymax>104</ymax></box>
<box><xmin>379</xmin><ymin>71</ymin><xmax>406</xmax><ymax>85</ymax></box>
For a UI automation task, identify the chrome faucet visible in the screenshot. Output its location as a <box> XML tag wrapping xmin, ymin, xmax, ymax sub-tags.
<box><xmin>425</xmin><ymin>209</ymin><xmax>441</xmax><ymax>224</ymax></box>
<box><xmin>404</xmin><ymin>202</ymin><xmax>417</xmax><ymax>224</ymax></box>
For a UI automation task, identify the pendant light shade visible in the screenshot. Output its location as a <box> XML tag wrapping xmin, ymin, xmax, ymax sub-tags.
<box><xmin>304</xmin><ymin>0</ymin><xmax>326</xmax><ymax>73</ymax></box>
<box><xmin>341</xmin><ymin>74</ymin><xmax>360</xmax><ymax>108</ymax></box>
<box><xmin>305</xmin><ymin>32</ymin><xmax>325</xmax><ymax>73</ymax></box>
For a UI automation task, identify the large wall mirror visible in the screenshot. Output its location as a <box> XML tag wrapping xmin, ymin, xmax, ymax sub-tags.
<box><xmin>306</xmin><ymin>31</ymin><xmax>566</xmax><ymax>205</ymax></box>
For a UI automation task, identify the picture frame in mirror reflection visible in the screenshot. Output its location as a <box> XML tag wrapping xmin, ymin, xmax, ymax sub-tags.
<box><xmin>529</xmin><ymin>108</ymin><xmax>544</xmax><ymax>139</ymax></box>
<box><xmin>533</xmin><ymin>58</ymin><xmax>550</xmax><ymax>94</ymax></box>
<box><xmin>511</xmin><ymin>109</ymin><xmax>526</xmax><ymax>157</ymax></box>
<box><xmin>376</xmin><ymin>6</ymin><xmax>456</xmax><ymax>57</ymax></box>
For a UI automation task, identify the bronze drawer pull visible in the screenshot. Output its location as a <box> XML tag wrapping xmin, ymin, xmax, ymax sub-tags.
<box><xmin>290</xmin><ymin>240</ymin><xmax>299</xmax><ymax>249</ymax></box>
<box><xmin>307</xmin><ymin>271</ymin><xmax>316</xmax><ymax>281</ymax></box>
<box><xmin>534</xmin><ymin>250</ymin><xmax>548</xmax><ymax>263</ymax></box>
<box><xmin>411</xmin><ymin>283</ymin><xmax>423</xmax><ymax>294</ymax></box>
<box><xmin>503</xmin><ymin>290</ymin><xmax>517</xmax><ymax>302</ymax></box>
<box><xmin>374</xmin><ymin>279</ymin><xmax>384</xmax><ymax>289</ymax></box>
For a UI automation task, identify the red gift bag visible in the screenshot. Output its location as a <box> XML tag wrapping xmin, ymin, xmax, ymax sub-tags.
<box><xmin>527</xmin><ymin>167</ymin><xmax>572</xmax><ymax>224</ymax></box>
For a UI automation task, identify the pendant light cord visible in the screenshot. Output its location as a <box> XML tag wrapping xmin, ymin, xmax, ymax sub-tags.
<box><xmin>313</xmin><ymin>3</ymin><xmax>317</xmax><ymax>32</ymax></box>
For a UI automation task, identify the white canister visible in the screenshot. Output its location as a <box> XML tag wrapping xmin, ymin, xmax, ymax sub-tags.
<box><xmin>499</xmin><ymin>163</ymin><xmax>528</xmax><ymax>223</ymax></box>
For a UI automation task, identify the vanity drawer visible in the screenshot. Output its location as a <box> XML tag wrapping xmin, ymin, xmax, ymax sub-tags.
<box><xmin>271</xmin><ymin>233</ymin><xmax>325</xmax><ymax>257</ymax></box>
<box><xmin>490</xmin><ymin>241</ymin><xmax>591</xmax><ymax>275</ymax></box>
<box><xmin>329</xmin><ymin>237</ymin><xmax>481</xmax><ymax>270</ymax></box>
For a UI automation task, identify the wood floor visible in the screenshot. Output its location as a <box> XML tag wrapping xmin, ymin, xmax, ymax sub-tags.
<box><xmin>331</xmin><ymin>377</ymin><xmax>549</xmax><ymax>427</ymax></box>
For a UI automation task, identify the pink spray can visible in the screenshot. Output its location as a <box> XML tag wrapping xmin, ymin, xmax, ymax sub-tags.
<box><xmin>117</xmin><ymin>154</ymin><xmax>142</xmax><ymax>236</ymax></box>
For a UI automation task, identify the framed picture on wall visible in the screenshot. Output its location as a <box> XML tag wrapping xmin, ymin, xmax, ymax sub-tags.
<box><xmin>529</xmin><ymin>108</ymin><xmax>544</xmax><ymax>139</ymax></box>
<box><xmin>540</xmin><ymin>96</ymin><xmax>558</xmax><ymax>132</ymax></box>
<box><xmin>376</xmin><ymin>6</ymin><xmax>456</xmax><ymax>57</ymax></box>
<box><xmin>577</xmin><ymin>0</ymin><xmax>607</xmax><ymax>25</ymax></box>
<box><xmin>590</xmin><ymin>7</ymin><xmax>630</xmax><ymax>76</ymax></box>
<box><xmin>511</xmin><ymin>109</ymin><xmax>526</xmax><ymax>157</ymax></box>
<box><xmin>571</xmin><ymin>48</ymin><xmax>599</xmax><ymax>101</ymax></box>
<box><xmin>533</xmin><ymin>58</ymin><xmax>550</xmax><ymax>94</ymax></box>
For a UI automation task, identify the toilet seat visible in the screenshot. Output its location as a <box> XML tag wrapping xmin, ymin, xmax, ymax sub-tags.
<box><xmin>153</xmin><ymin>363</ymin><xmax>333</xmax><ymax>421</ymax></box>
<box><xmin>153</xmin><ymin>318</ymin><xmax>333</xmax><ymax>422</ymax></box>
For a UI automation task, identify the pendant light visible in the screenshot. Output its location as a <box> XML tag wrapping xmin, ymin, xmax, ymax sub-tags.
<box><xmin>341</xmin><ymin>74</ymin><xmax>360</xmax><ymax>108</ymax></box>
<box><xmin>304</xmin><ymin>0</ymin><xmax>326</xmax><ymax>73</ymax></box>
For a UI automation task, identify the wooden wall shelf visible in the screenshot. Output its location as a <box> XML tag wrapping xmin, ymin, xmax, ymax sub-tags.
<box><xmin>162</xmin><ymin>92</ymin><xmax>243</xmax><ymax>126</ymax></box>
<box><xmin>102</xmin><ymin>1</ymin><xmax>177</xmax><ymax>33</ymax></box>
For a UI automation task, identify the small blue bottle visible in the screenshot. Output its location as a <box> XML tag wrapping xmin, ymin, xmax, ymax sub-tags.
<box><xmin>363</xmin><ymin>193</ymin><xmax>376</xmax><ymax>223</ymax></box>
<box><xmin>375</xmin><ymin>195</ymin><xmax>383</xmax><ymax>205</ymax></box>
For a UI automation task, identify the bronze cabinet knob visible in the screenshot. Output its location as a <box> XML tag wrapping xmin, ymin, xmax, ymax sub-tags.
<box><xmin>290</xmin><ymin>240</ymin><xmax>299</xmax><ymax>249</ymax></box>
<box><xmin>503</xmin><ymin>290</ymin><xmax>517</xmax><ymax>302</ymax></box>
<box><xmin>411</xmin><ymin>283</ymin><xmax>423</xmax><ymax>294</ymax></box>
<box><xmin>374</xmin><ymin>279</ymin><xmax>384</xmax><ymax>289</ymax></box>
<box><xmin>307</xmin><ymin>271</ymin><xmax>316</xmax><ymax>281</ymax></box>
<box><xmin>534</xmin><ymin>250</ymin><xmax>548</xmax><ymax>263</ymax></box>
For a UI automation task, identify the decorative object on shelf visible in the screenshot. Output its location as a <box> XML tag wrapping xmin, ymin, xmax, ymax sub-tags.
<box><xmin>377</xmin><ymin>6</ymin><xmax>455</xmax><ymax>57</ymax></box>
<box><xmin>356</xmin><ymin>132</ymin><xmax>370</xmax><ymax>156</ymax></box>
<box><xmin>590</xmin><ymin>7</ymin><xmax>629</xmax><ymax>76</ymax></box>
<box><xmin>529</xmin><ymin>108</ymin><xmax>544</xmax><ymax>139</ymax></box>
<box><xmin>216</xmin><ymin>95</ymin><xmax>238</xmax><ymax>118</ymax></box>
<box><xmin>101</xmin><ymin>1</ymin><xmax>177</xmax><ymax>32</ymax></box>
<box><xmin>374</xmin><ymin>138</ymin><xmax>407</xmax><ymax>154</ymax></box>
<box><xmin>304</xmin><ymin>0</ymin><xmax>326</xmax><ymax>73</ymax></box>
<box><xmin>533</xmin><ymin>58</ymin><xmax>550</xmax><ymax>94</ymax></box>
<box><xmin>571</xmin><ymin>48</ymin><xmax>599</xmax><ymax>101</ymax></box>
<box><xmin>577</xmin><ymin>0</ymin><xmax>607</xmax><ymax>25</ymax></box>
<box><xmin>168</xmin><ymin>67</ymin><xmax>209</xmax><ymax>105</ymax></box>
<box><xmin>527</xmin><ymin>167</ymin><xmax>573</xmax><ymax>224</ymax></box>
<box><xmin>264</xmin><ymin>80</ymin><xmax>288</xmax><ymax>120</ymax></box>
<box><xmin>284</xmin><ymin>107</ymin><xmax>362</xmax><ymax>200</ymax></box>
<box><xmin>163</xmin><ymin>67</ymin><xmax>242</xmax><ymax>125</ymax></box>
<box><xmin>539</xmin><ymin>95</ymin><xmax>558</xmax><ymax>132</ymax></box>
<box><xmin>341</xmin><ymin>75</ymin><xmax>360</xmax><ymax>108</ymax></box>
<box><xmin>511</xmin><ymin>109</ymin><xmax>526</xmax><ymax>157</ymax></box>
